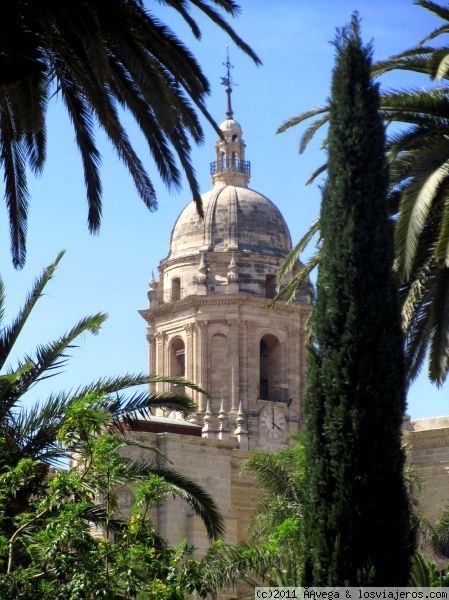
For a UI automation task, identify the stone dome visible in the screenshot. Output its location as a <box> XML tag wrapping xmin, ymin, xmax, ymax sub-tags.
<box><xmin>219</xmin><ymin>117</ymin><xmax>242</xmax><ymax>137</ymax></box>
<box><xmin>168</xmin><ymin>184</ymin><xmax>292</xmax><ymax>260</ymax></box>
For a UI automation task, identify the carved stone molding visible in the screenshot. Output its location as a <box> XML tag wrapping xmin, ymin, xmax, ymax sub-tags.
<box><xmin>184</xmin><ymin>322</ymin><xmax>195</xmax><ymax>335</ymax></box>
<box><xmin>155</xmin><ymin>331</ymin><xmax>166</xmax><ymax>343</ymax></box>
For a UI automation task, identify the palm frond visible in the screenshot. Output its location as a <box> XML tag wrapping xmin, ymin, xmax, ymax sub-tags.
<box><xmin>129</xmin><ymin>461</ymin><xmax>224</xmax><ymax>540</ymax></box>
<box><xmin>6</xmin><ymin>395</ymin><xmax>71</xmax><ymax>464</ymax></box>
<box><xmin>427</xmin><ymin>267</ymin><xmax>449</xmax><ymax>384</ymax></box>
<box><xmin>0</xmin><ymin>97</ymin><xmax>29</xmax><ymax>268</ymax></box>
<box><xmin>202</xmin><ymin>541</ymin><xmax>274</xmax><ymax>591</ymax></box>
<box><xmin>277</xmin><ymin>106</ymin><xmax>329</xmax><ymax>135</ymax></box>
<box><xmin>0</xmin><ymin>251</ymin><xmax>64</xmax><ymax>369</ymax></box>
<box><xmin>417</xmin><ymin>1</ymin><xmax>449</xmax><ymax>27</ymax></box>
<box><xmin>299</xmin><ymin>113</ymin><xmax>329</xmax><ymax>154</ymax></box>
<box><xmin>435</xmin><ymin>188</ymin><xmax>449</xmax><ymax>265</ymax></box>
<box><xmin>57</xmin><ymin>77</ymin><xmax>103</xmax><ymax>231</ymax></box>
<box><xmin>409</xmin><ymin>552</ymin><xmax>435</xmax><ymax>586</ymax></box>
<box><xmin>11</xmin><ymin>313</ymin><xmax>107</xmax><ymax>398</ymax></box>
<box><xmin>271</xmin><ymin>252</ymin><xmax>319</xmax><ymax>306</ymax></box>
<box><xmin>0</xmin><ymin>0</ymin><xmax>260</xmax><ymax>266</ymax></box>
<box><xmin>306</xmin><ymin>163</ymin><xmax>327</xmax><ymax>186</ymax></box>
<box><xmin>244</xmin><ymin>448</ymin><xmax>304</xmax><ymax>507</ymax></box>
<box><xmin>373</xmin><ymin>49</ymin><xmax>434</xmax><ymax>78</ymax></box>
<box><xmin>278</xmin><ymin>220</ymin><xmax>320</xmax><ymax>282</ymax></box>
<box><xmin>186</xmin><ymin>1</ymin><xmax>261</xmax><ymax>65</ymax></box>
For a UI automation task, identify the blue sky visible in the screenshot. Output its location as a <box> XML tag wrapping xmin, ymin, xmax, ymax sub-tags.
<box><xmin>2</xmin><ymin>0</ymin><xmax>447</xmax><ymax>420</ymax></box>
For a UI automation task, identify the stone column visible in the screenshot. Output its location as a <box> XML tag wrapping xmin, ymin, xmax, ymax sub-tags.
<box><xmin>287</xmin><ymin>320</ymin><xmax>301</xmax><ymax>433</ymax></box>
<box><xmin>246</xmin><ymin>321</ymin><xmax>258</xmax><ymax>413</ymax></box>
<box><xmin>299</xmin><ymin>313</ymin><xmax>307</xmax><ymax>429</ymax></box>
<box><xmin>185</xmin><ymin>323</ymin><xmax>194</xmax><ymax>383</ymax></box>
<box><xmin>184</xmin><ymin>322</ymin><xmax>198</xmax><ymax>420</ymax></box>
<box><xmin>196</xmin><ymin>321</ymin><xmax>208</xmax><ymax>413</ymax></box>
<box><xmin>246</xmin><ymin>321</ymin><xmax>258</xmax><ymax>448</ymax></box>
<box><xmin>146</xmin><ymin>331</ymin><xmax>156</xmax><ymax>394</ymax></box>
<box><xmin>239</xmin><ymin>321</ymin><xmax>248</xmax><ymax>412</ymax></box>
<box><xmin>228</xmin><ymin>319</ymin><xmax>239</xmax><ymax>412</ymax></box>
<box><xmin>155</xmin><ymin>331</ymin><xmax>166</xmax><ymax>393</ymax></box>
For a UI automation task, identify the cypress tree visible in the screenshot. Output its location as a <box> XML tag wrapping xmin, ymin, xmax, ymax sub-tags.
<box><xmin>301</xmin><ymin>17</ymin><xmax>415</xmax><ymax>585</ymax></box>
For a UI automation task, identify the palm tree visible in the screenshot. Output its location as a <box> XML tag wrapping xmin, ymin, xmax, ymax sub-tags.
<box><xmin>0</xmin><ymin>0</ymin><xmax>260</xmax><ymax>268</ymax></box>
<box><xmin>277</xmin><ymin>0</ymin><xmax>449</xmax><ymax>386</ymax></box>
<box><xmin>0</xmin><ymin>251</ymin><xmax>224</xmax><ymax>540</ymax></box>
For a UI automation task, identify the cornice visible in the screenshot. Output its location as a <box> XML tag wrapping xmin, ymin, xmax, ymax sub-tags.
<box><xmin>140</xmin><ymin>293</ymin><xmax>310</xmax><ymax>321</ymax></box>
<box><xmin>144</xmin><ymin>431</ymin><xmax>237</xmax><ymax>450</ymax></box>
<box><xmin>159</xmin><ymin>250</ymin><xmax>293</xmax><ymax>271</ymax></box>
<box><xmin>406</xmin><ymin>428</ymin><xmax>449</xmax><ymax>450</ymax></box>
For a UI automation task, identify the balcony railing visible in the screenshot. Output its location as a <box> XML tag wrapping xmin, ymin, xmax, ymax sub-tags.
<box><xmin>210</xmin><ymin>159</ymin><xmax>251</xmax><ymax>176</ymax></box>
<box><xmin>259</xmin><ymin>382</ymin><xmax>289</xmax><ymax>403</ymax></box>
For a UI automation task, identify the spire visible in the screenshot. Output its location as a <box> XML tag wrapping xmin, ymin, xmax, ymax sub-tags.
<box><xmin>220</xmin><ymin>46</ymin><xmax>235</xmax><ymax>119</ymax></box>
<box><xmin>210</xmin><ymin>49</ymin><xmax>251</xmax><ymax>187</ymax></box>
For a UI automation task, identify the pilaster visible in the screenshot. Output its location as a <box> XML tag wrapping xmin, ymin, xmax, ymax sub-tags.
<box><xmin>228</xmin><ymin>319</ymin><xmax>240</xmax><ymax>412</ymax></box>
<box><xmin>196</xmin><ymin>321</ymin><xmax>208</xmax><ymax>413</ymax></box>
<box><xmin>155</xmin><ymin>331</ymin><xmax>167</xmax><ymax>393</ymax></box>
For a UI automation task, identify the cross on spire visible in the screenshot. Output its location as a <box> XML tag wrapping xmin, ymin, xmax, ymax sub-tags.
<box><xmin>220</xmin><ymin>46</ymin><xmax>235</xmax><ymax>118</ymax></box>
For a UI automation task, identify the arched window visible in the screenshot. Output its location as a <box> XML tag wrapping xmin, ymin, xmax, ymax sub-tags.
<box><xmin>170</xmin><ymin>338</ymin><xmax>185</xmax><ymax>378</ymax></box>
<box><xmin>169</xmin><ymin>337</ymin><xmax>185</xmax><ymax>415</ymax></box>
<box><xmin>259</xmin><ymin>334</ymin><xmax>282</xmax><ymax>401</ymax></box>
<box><xmin>232</xmin><ymin>134</ymin><xmax>238</xmax><ymax>142</ymax></box>
<box><xmin>220</xmin><ymin>151</ymin><xmax>226</xmax><ymax>171</ymax></box>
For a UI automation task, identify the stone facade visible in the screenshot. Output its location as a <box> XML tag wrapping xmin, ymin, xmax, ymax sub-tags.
<box><xmin>123</xmin><ymin>430</ymin><xmax>260</xmax><ymax>553</ymax></box>
<box><xmin>406</xmin><ymin>418</ymin><xmax>449</xmax><ymax>526</ymax></box>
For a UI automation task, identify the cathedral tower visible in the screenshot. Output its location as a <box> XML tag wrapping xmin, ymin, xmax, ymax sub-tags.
<box><xmin>140</xmin><ymin>84</ymin><xmax>311</xmax><ymax>450</ymax></box>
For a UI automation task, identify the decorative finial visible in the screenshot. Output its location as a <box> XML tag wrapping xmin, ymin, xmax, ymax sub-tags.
<box><xmin>227</xmin><ymin>253</ymin><xmax>239</xmax><ymax>283</ymax></box>
<box><xmin>197</xmin><ymin>253</ymin><xmax>207</xmax><ymax>284</ymax></box>
<box><xmin>220</xmin><ymin>46</ymin><xmax>236</xmax><ymax>119</ymax></box>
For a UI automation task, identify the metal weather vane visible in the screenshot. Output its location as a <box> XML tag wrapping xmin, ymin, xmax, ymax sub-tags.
<box><xmin>221</xmin><ymin>46</ymin><xmax>236</xmax><ymax>118</ymax></box>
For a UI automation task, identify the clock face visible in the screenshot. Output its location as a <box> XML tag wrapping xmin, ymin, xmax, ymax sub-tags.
<box><xmin>260</xmin><ymin>405</ymin><xmax>287</xmax><ymax>441</ymax></box>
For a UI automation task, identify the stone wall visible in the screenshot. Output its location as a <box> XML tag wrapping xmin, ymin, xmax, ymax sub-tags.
<box><xmin>123</xmin><ymin>431</ymin><xmax>261</xmax><ymax>555</ymax></box>
<box><xmin>407</xmin><ymin>417</ymin><xmax>449</xmax><ymax>530</ymax></box>
<box><xmin>124</xmin><ymin>419</ymin><xmax>449</xmax><ymax>555</ymax></box>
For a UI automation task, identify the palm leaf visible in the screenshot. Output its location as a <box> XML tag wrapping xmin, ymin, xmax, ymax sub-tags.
<box><xmin>299</xmin><ymin>113</ymin><xmax>329</xmax><ymax>154</ymax></box>
<box><xmin>427</xmin><ymin>267</ymin><xmax>449</xmax><ymax>384</ymax></box>
<box><xmin>0</xmin><ymin>251</ymin><xmax>64</xmax><ymax>369</ymax></box>
<box><xmin>245</xmin><ymin>448</ymin><xmax>304</xmax><ymax>506</ymax></box>
<box><xmin>0</xmin><ymin>0</ymin><xmax>260</xmax><ymax>267</ymax></box>
<box><xmin>306</xmin><ymin>163</ymin><xmax>328</xmax><ymax>186</ymax></box>
<box><xmin>435</xmin><ymin>186</ymin><xmax>449</xmax><ymax>264</ymax></box>
<box><xmin>277</xmin><ymin>106</ymin><xmax>329</xmax><ymax>135</ymax></box>
<box><xmin>202</xmin><ymin>541</ymin><xmax>275</xmax><ymax>591</ymax></box>
<box><xmin>12</xmin><ymin>313</ymin><xmax>107</xmax><ymax>395</ymax></box>
<box><xmin>417</xmin><ymin>0</ymin><xmax>449</xmax><ymax>27</ymax></box>
<box><xmin>0</xmin><ymin>97</ymin><xmax>29</xmax><ymax>268</ymax></box>
<box><xmin>127</xmin><ymin>461</ymin><xmax>225</xmax><ymax>540</ymax></box>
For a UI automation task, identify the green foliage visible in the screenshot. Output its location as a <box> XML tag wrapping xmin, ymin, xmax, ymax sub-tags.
<box><xmin>301</xmin><ymin>17</ymin><xmax>414</xmax><ymax>585</ymax></box>
<box><xmin>0</xmin><ymin>253</ymin><xmax>222</xmax><ymax>543</ymax></box>
<box><xmin>410</xmin><ymin>552</ymin><xmax>449</xmax><ymax>587</ymax></box>
<box><xmin>0</xmin><ymin>254</ymin><xmax>224</xmax><ymax>597</ymax></box>
<box><xmin>0</xmin><ymin>394</ymin><xmax>212</xmax><ymax>599</ymax></box>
